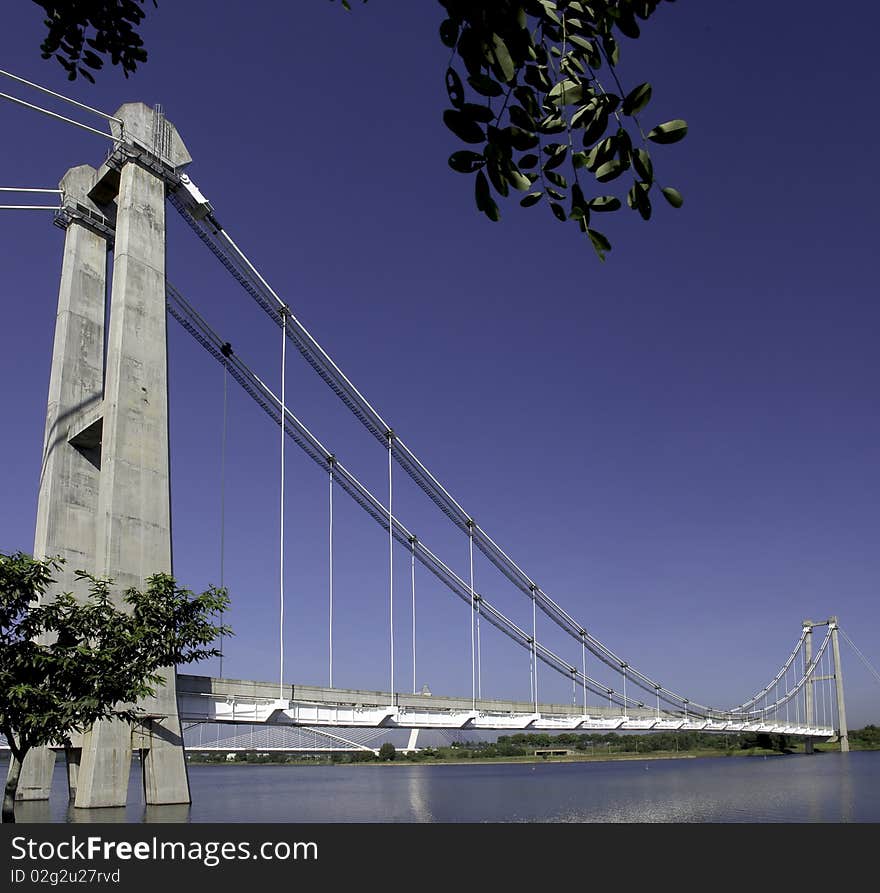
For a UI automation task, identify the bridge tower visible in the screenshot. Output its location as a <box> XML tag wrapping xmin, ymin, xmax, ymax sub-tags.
<box><xmin>802</xmin><ymin>617</ymin><xmax>849</xmax><ymax>755</ymax></box>
<box><xmin>14</xmin><ymin>103</ymin><xmax>194</xmax><ymax>808</ymax></box>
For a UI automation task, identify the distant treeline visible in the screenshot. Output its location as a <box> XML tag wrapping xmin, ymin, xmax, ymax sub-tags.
<box><xmin>186</xmin><ymin>725</ymin><xmax>880</xmax><ymax>764</ymax></box>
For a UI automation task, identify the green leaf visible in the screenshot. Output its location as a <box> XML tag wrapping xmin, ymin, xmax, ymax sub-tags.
<box><xmin>661</xmin><ymin>186</ymin><xmax>684</xmax><ymax>208</ymax></box>
<box><xmin>461</xmin><ymin>102</ymin><xmax>496</xmax><ymax>124</ymax></box>
<box><xmin>513</xmin><ymin>85</ymin><xmax>540</xmax><ymax>118</ymax></box>
<box><xmin>595</xmin><ymin>159</ymin><xmax>626</xmax><ymax>182</ymax></box>
<box><xmin>627</xmin><ymin>181</ymin><xmax>652</xmax><ymax>220</ymax></box>
<box><xmin>542</xmin><ymin>146</ymin><xmax>568</xmax><ymax>171</ymax></box>
<box><xmin>581</xmin><ymin>110</ymin><xmax>610</xmax><ymax>146</ymax></box>
<box><xmin>444</xmin><ymin>109</ymin><xmax>485</xmax><ymax>145</ymax></box>
<box><xmin>549</xmin><ymin>202</ymin><xmax>567</xmax><ymax>222</ymax></box>
<box><xmin>445</xmin><ymin>67</ymin><xmax>464</xmax><ymax>109</ymax></box>
<box><xmin>538</xmin><ymin>113</ymin><xmax>567</xmax><ymax>134</ymax></box>
<box><xmin>474</xmin><ymin>170</ymin><xmax>500</xmax><ymax>220</ymax></box>
<box><xmin>548</xmin><ymin>79</ymin><xmax>583</xmax><ymax>106</ymax></box>
<box><xmin>523</xmin><ymin>64</ymin><xmax>552</xmax><ymax>92</ymax></box>
<box><xmin>570</xmin><ymin>183</ymin><xmax>588</xmax><ymax>220</ymax></box>
<box><xmin>632</xmin><ymin>148</ymin><xmax>653</xmax><ymax>183</ymax></box>
<box><xmin>588</xmin><ymin>228</ymin><xmax>611</xmax><ymax>261</ymax></box>
<box><xmin>507</xmin><ymin>169</ymin><xmax>532</xmax><ymax>192</ymax></box>
<box><xmin>518</xmin><ymin>153</ymin><xmax>540</xmax><ymax>169</ymax></box>
<box><xmin>509</xmin><ymin>105</ymin><xmax>536</xmax><ymax>131</ymax></box>
<box><xmin>448</xmin><ymin>151</ymin><xmax>485</xmax><ymax>174</ymax></box>
<box><xmin>491</xmin><ymin>33</ymin><xmax>516</xmax><ymax>83</ymax></box>
<box><xmin>439</xmin><ymin>18</ymin><xmax>459</xmax><ymax>49</ymax></box>
<box><xmin>545</xmin><ymin>170</ymin><xmax>568</xmax><ymax>188</ymax></box>
<box><xmin>467</xmin><ymin>74</ymin><xmax>504</xmax><ymax>98</ymax></box>
<box><xmin>615</xmin><ymin>7</ymin><xmax>641</xmax><ymax>39</ymax></box>
<box><xmin>589</xmin><ymin>196</ymin><xmax>622</xmax><ymax>212</ymax></box>
<box><xmin>647</xmin><ymin>119</ymin><xmax>688</xmax><ymax>144</ymax></box>
<box><xmin>520</xmin><ymin>191</ymin><xmax>544</xmax><ymax>207</ymax></box>
<box><xmin>508</xmin><ymin>127</ymin><xmax>539</xmax><ymax>151</ymax></box>
<box><xmin>602</xmin><ymin>34</ymin><xmax>620</xmax><ymax>66</ymax></box>
<box><xmin>486</xmin><ymin>159</ymin><xmax>510</xmax><ymax>197</ymax></box>
<box><xmin>622</xmin><ymin>82</ymin><xmax>652</xmax><ymax>116</ymax></box>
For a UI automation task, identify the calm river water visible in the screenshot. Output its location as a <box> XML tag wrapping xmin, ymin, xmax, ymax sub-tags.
<box><xmin>4</xmin><ymin>751</ymin><xmax>878</xmax><ymax>823</ymax></box>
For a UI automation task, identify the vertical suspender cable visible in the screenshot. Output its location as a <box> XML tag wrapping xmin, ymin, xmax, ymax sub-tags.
<box><xmin>532</xmin><ymin>590</ymin><xmax>538</xmax><ymax>714</ymax></box>
<box><xmin>622</xmin><ymin>665</ymin><xmax>628</xmax><ymax>717</ymax></box>
<box><xmin>278</xmin><ymin>314</ymin><xmax>287</xmax><ymax>700</ymax></box>
<box><xmin>822</xmin><ymin>646</ymin><xmax>829</xmax><ymax>728</ymax></box>
<box><xmin>582</xmin><ymin>637</ymin><xmax>587</xmax><ymax>715</ymax></box>
<box><xmin>387</xmin><ymin>432</ymin><xmax>394</xmax><ymax>707</ymax></box>
<box><xmin>328</xmin><ymin>459</ymin><xmax>334</xmax><ymax>689</ymax></box>
<box><xmin>410</xmin><ymin>537</ymin><xmax>416</xmax><ymax>694</ymax></box>
<box><xmin>785</xmin><ymin>667</ymin><xmax>791</xmax><ymax>725</ymax></box>
<box><xmin>477</xmin><ymin>599</ymin><xmax>482</xmax><ymax>701</ymax></box>
<box><xmin>219</xmin><ymin>360</ymin><xmax>228</xmax><ymax>678</ymax></box>
<box><xmin>529</xmin><ymin>639</ymin><xmax>534</xmax><ymax>706</ymax></box>
<box><xmin>468</xmin><ymin>521</ymin><xmax>475</xmax><ymax>710</ymax></box>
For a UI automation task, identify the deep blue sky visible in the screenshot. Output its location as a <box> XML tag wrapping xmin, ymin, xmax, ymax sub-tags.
<box><xmin>1</xmin><ymin>2</ymin><xmax>878</xmax><ymax>727</ymax></box>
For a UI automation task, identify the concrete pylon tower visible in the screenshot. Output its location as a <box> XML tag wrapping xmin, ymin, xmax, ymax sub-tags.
<box><xmin>15</xmin><ymin>103</ymin><xmax>193</xmax><ymax>808</ymax></box>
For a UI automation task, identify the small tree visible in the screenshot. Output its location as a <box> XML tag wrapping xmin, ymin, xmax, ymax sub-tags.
<box><xmin>378</xmin><ymin>742</ymin><xmax>396</xmax><ymax>761</ymax></box>
<box><xmin>0</xmin><ymin>551</ymin><xmax>231</xmax><ymax>823</ymax></box>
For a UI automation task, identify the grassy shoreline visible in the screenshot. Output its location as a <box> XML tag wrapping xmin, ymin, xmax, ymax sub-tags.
<box><xmin>187</xmin><ymin>742</ymin><xmax>878</xmax><ymax>768</ymax></box>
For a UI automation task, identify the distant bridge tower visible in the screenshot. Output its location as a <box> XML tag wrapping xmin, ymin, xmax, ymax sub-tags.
<box><xmin>15</xmin><ymin>103</ymin><xmax>194</xmax><ymax>808</ymax></box>
<box><xmin>803</xmin><ymin>617</ymin><xmax>849</xmax><ymax>755</ymax></box>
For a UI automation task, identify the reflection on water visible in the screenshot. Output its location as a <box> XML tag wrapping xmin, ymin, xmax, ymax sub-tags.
<box><xmin>2</xmin><ymin>752</ymin><xmax>878</xmax><ymax>823</ymax></box>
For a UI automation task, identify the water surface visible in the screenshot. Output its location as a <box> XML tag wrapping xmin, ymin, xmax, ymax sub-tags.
<box><xmin>5</xmin><ymin>751</ymin><xmax>878</xmax><ymax>823</ymax></box>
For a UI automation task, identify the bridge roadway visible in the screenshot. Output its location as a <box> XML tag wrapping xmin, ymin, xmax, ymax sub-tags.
<box><xmin>175</xmin><ymin>675</ymin><xmax>834</xmax><ymax>739</ymax></box>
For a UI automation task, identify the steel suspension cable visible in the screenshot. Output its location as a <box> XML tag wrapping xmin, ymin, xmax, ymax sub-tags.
<box><xmin>279</xmin><ymin>313</ymin><xmax>288</xmax><ymax>698</ymax></box>
<box><xmin>0</xmin><ymin>90</ymin><xmax>116</xmax><ymax>139</ymax></box>
<box><xmin>839</xmin><ymin>628</ymin><xmax>880</xmax><ymax>685</ymax></box>
<box><xmin>170</xmin><ymin>195</ymin><xmax>801</xmax><ymax>722</ymax></box>
<box><xmin>165</xmin><ymin>283</ymin><xmax>673</xmax><ymax>712</ymax></box>
<box><xmin>168</xmin><ymin>202</ymin><xmax>659</xmax><ymax>674</ymax></box>
<box><xmin>0</xmin><ymin>68</ymin><xmax>123</xmax><ymax>123</ymax></box>
<box><xmin>727</xmin><ymin>628</ymin><xmax>810</xmax><ymax>714</ymax></box>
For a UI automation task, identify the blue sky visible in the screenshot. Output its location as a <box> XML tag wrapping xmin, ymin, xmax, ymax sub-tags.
<box><xmin>1</xmin><ymin>2</ymin><xmax>878</xmax><ymax>728</ymax></box>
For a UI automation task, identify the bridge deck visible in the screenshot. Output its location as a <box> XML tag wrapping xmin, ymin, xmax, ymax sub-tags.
<box><xmin>175</xmin><ymin>675</ymin><xmax>834</xmax><ymax>738</ymax></box>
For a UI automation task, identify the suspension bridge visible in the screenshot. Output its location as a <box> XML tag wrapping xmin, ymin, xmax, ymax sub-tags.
<box><xmin>0</xmin><ymin>70</ymin><xmax>858</xmax><ymax>809</ymax></box>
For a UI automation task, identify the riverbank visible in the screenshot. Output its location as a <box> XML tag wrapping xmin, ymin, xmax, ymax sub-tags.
<box><xmin>187</xmin><ymin>746</ymin><xmax>805</xmax><ymax>767</ymax></box>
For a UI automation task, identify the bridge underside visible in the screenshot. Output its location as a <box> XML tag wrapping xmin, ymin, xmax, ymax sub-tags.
<box><xmin>176</xmin><ymin>675</ymin><xmax>835</xmax><ymax>739</ymax></box>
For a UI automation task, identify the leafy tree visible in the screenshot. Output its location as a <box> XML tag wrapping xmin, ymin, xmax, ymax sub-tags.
<box><xmin>378</xmin><ymin>742</ymin><xmax>397</xmax><ymax>761</ymax></box>
<box><xmin>0</xmin><ymin>551</ymin><xmax>230</xmax><ymax>823</ymax></box>
<box><xmin>31</xmin><ymin>0</ymin><xmax>156</xmax><ymax>83</ymax></box>
<box><xmin>29</xmin><ymin>1</ymin><xmax>686</xmax><ymax>258</ymax></box>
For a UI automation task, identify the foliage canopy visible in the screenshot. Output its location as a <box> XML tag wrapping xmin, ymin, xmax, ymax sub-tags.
<box><xmin>27</xmin><ymin>0</ymin><xmax>687</xmax><ymax>257</ymax></box>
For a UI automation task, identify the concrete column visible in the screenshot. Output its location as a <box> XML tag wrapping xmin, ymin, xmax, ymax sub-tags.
<box><xmin>803</xmin><ymin>621</ymin><xmax>814</xmax><ymax>755</ymax></box>
<box><xmin>75</xmin><ymin>158</ymin><xmax>189</xmax><ymax>807</ymax></box>
<box><xmin>13</xmin><ymin>165</ymin><xmax>107</xmax><ymax>803</ymax></box>
<box><xmin>830</xmin><ymin>617</ymin><xmax>849</xmax><ymax>753</ymax></box>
